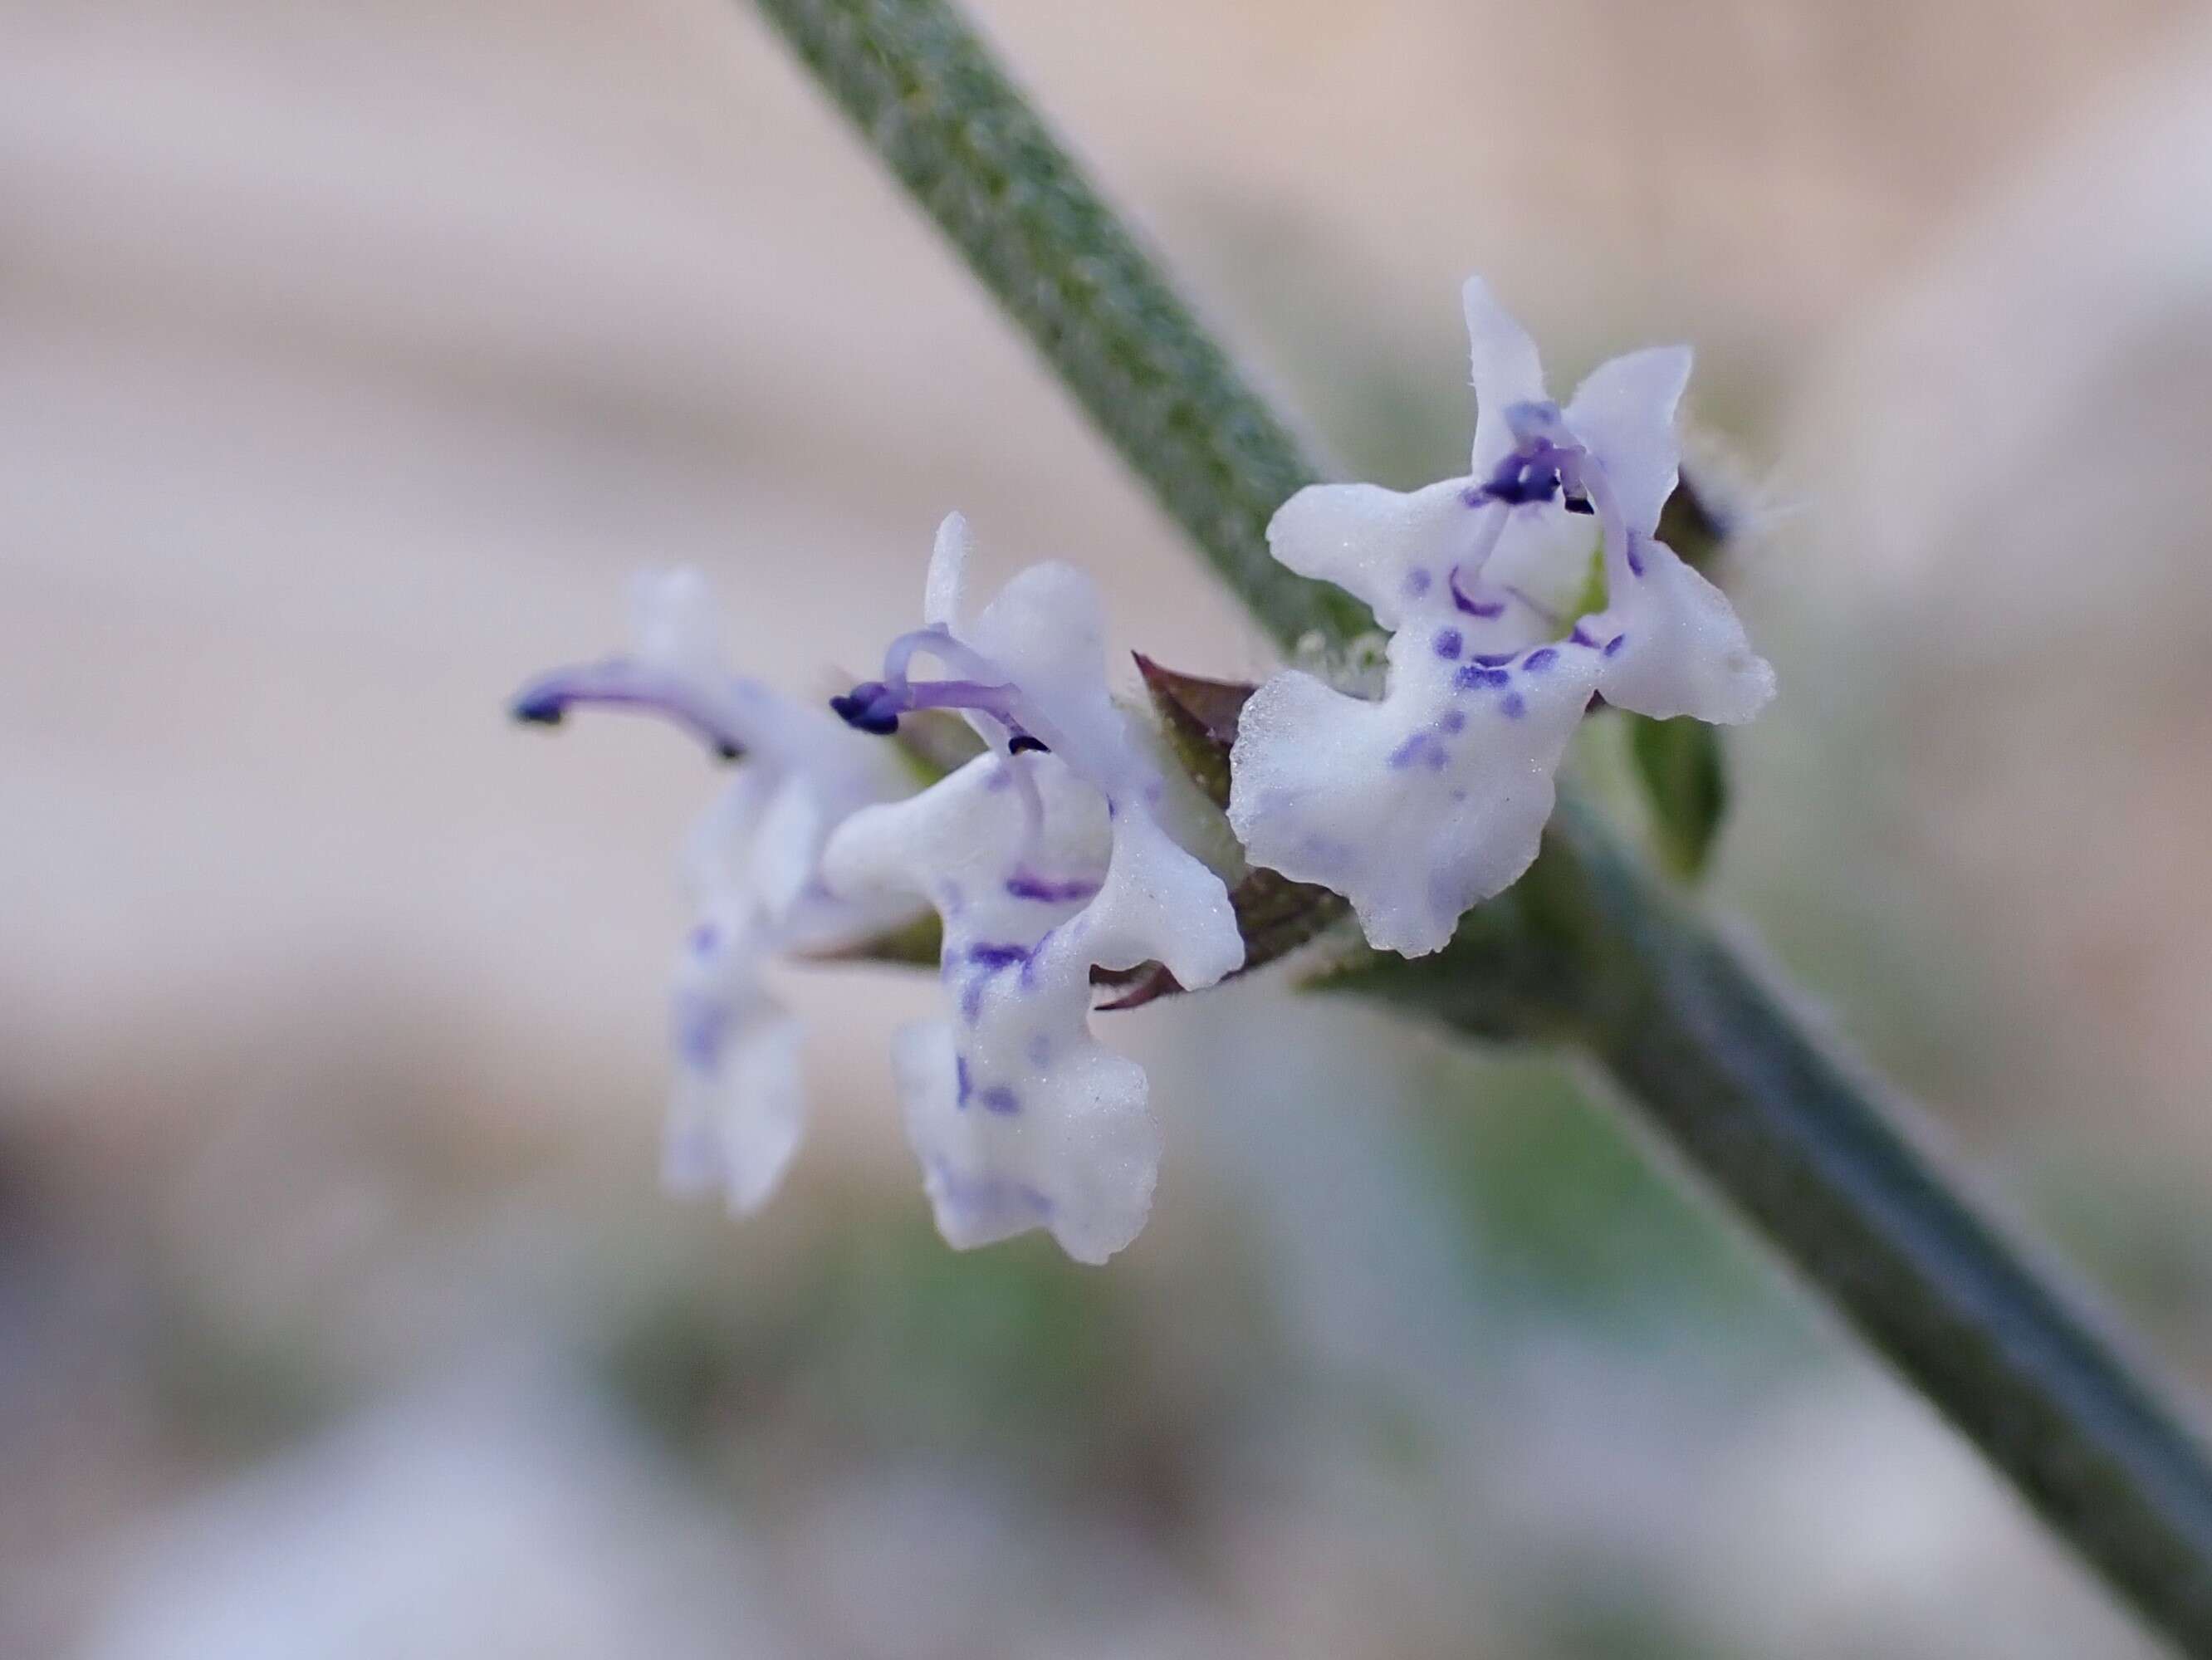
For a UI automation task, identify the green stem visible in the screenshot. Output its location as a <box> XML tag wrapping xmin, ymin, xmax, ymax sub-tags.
<box><xmin>747</xmin><ymin>0</ymin><xmax>2212</xmax><ymax>1648</ymax></box>
<box><xmin>751</xmin><ymin>0</ymin><xmax>1363</xmax><ymax>650</ymax></box>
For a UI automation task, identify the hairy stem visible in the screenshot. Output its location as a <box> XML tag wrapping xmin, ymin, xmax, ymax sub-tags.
<box><xmin>749</xmin><ymin>0</ymin><xmax>2212</xmax><ymax>1648</ymax></box>
<box><xmin>752</xmin><ymin>0</ymin><xmax>1363</xmax><ymax>649</ymax></box>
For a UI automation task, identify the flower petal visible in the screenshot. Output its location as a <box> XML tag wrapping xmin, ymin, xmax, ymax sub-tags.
<box><xmin>1464</xmin><ymin>275</ymin><xmax>1551</xmax><ymax>482</ymax></box>
<box><xmin>628</xmin><ymin>568</ymin><xmax>723</xmax><ymax>682</ymax></box>
<box><xmin>924</xmin><ymin>511</ymin><xmax>972</xmax><ymax>632</ymax></box>
<box><xmin>661</xmin><ymin>922</ymin><xmax>805</xmax><ymax>1215</ymax></box>
<box><xmin>1266</xmin><ymin>478</ymin><xmax>1482</xmax><ymax>633</ymax></box>
<box><xmin>1592</xmin><ymin>538</ymin><xmax>1776</xmax><ymax>725</ymax></box>
<box><xmin>1229</xmin><ymin>628</ymin><xmax>1601</xmax><ymax>957</ymax></box>
<box><xmin>1079</xmin><ymin>808</ymin><xmax>1245</xmax><ymax>989</ymax></box>
<box><xmin>893</xmin><ymin>1017</ymin><xmax>1156</xmax><ymax>1265</ymax></box>
<box><xmin>822</xmin><ymin>751</ymin><xmax>1191</xmax><ymax>1261</ymax></box>
<box><xmin>1565</xmin><ymin>345</ymin><xmax>1693</xmax><ymax>539</ymax></box>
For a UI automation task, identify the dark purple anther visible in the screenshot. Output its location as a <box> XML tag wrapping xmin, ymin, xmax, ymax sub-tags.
<box><xmin>1432</xmin><ymin>628</ymin><xmax>1464</xmax><ymax>660</ymax></box>
<box><xmin>1522</xmin><ymin>647</ymin><xmax>1558</xmax><ymax>673</ymax></box>
<box><xmin>1626</xmin><ymin>536</ymin><xmax>1647</xmax><ymax>577</ymax></box>
<box><xmin>1476</xmin><ymin>444</ymin><xmax>1564</xmax><ymax>507</ymax></box>
<box><xmin>1008</xmin><ymin>734</ymin><xmax>1050</xmax><ymax>755</ymax></box>
<box><xmin>830</xmin><ymin>681</ymin><xmax>904</xmax><ymax>735</ymax></box>
<box><xmin>511</xmin><ymin>689</ymin><xmax>566</xmax><ymax>727</ymax></box>
<box><xmin>1472</xmin><ymin>650</ymin><xmax>1517</xmax><ymax>667</ymax></box>
<box><xmin>1569</xmin><ymin>624</ymin><xmax>1599</xmax><ymax>649</ymax></box>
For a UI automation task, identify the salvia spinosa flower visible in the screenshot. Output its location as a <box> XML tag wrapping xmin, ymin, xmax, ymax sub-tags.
<box><xmin>821</xmin><ymin>514</ymin><xmax>1244</xmax><ymax>1263</ymax></box>
<box><xmin>512</xmin><ymin>570</ymin><xmax>919</xmax><ymax>1214</ymax></box>
<box><xmin>1227</xmin><ymin>277</ymin><xmax>1776</xmax><ymax>957</ymax></box>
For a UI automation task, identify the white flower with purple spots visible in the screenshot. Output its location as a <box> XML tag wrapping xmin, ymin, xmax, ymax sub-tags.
<box><xmin>1228</xmin><ymin>277</ymin><xmax>1776</xmax><ymax>957</ymax></box>
<box><xmin>513</xmin><ymin>570</ymin><xmax>918</xmax><ymax>1213</ymax></box>
<box><xmin>821</xmin><ymin>514</ymin><xmax>1244</xmax><ymax>1264</ymax></box>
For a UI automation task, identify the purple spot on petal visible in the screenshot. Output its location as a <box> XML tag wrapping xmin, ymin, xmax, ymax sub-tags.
<box><xmin>1439</xmin><ymin>708</ymin><xmax>1466</xmax><ymax>734</ymax></box>
<box><xmin>1455</xmin><ymin>664</ymin><xmax>1511</xmax><ymax>691</ymax></box>
<box><xmin>688</xmin><ymin>923</ymin><xmax>719</xmax><ymax>956</ymax></box>
<box><xmin>1523</xmin><ymin>647</ymin><xmax>1558</xmax><ymax>673</ymax></box>
<box><xmin>1627</xmin><ymin>536</ymin><xmax>1647</xmax><ymax>577</ymax></box>
<box><xmin>675</xmin><ymin>998</ymin><xmax>727</xmax><ymax>1072</ymax></box>
<box><xmin>1387</xmin><ymin>733</ymin><xmax>1424</xmax><ymax>770</ymax></box>
<box><xmin>1472</xmin><ymin>651</ymin><xmax>1517</xmax><ymax>667</ymax></box>
<box><xmin>1604</xmin><ymin>633</ymin><xmax>1628</xmax><ymax>658</ymax></box>
<box><xmin>1403</xmin><ymin>568</ymin><xmax>1432</xmax><ymax>597</ymax></box>
<box><xmin>1501</xmin><ymin>692</ymin><xmax>1527</xmax><ymax>719</ymax></box>
<box><xmin>1424</xmin><ymin>745</ymin><xmax>1449</xmax><ymax>770</ymax></box>
<box><xmin>1006</xmin><ymin>874</ymin><xmax>1100</xmax><ymax>904</ymax></box>
<box><xmin>1449</xmin><ymin>566</ymin><xmax>1507</xmax><ymax>619</ymax></box>
<box><xmin>967</xmin><ymin>943</ymin><xmax>1029</xmax><ymax>970</ymax></box>
<box><xmin>956</xmin><ymin>1054</ymin><xmax>973</xmax><ymax>1107</ymax></box>
<box><xmin>981</xmin><ymin>1085</ymin><xmax>1020</xmax><ymax>1116</ymax></box>
<box><xmin>1569</xmin><ymin>624</ymin><xmax>1598</xmax><ymax>649</ymax></box>
<box><xmin>1432</xmin><ymin>628</ymin><xmax>1463</xmax><ymax>660</ymax></box>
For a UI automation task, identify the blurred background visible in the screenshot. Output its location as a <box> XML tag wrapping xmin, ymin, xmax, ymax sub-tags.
<box><xmin>6</xmin><ymin>0</ymin><xmax>2212</xmax><ymax>1654</ymax></box>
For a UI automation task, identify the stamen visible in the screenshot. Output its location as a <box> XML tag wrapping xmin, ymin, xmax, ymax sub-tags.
<box><xmin>511</xmin><ymin>662</ymin><xmax>750</xmax><ymax>760</ymax></box>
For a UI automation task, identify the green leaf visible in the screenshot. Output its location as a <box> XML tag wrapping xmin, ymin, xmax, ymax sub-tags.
<box><xmin>1626</xmin><ymin>714</ymin><xmax>1728</xmax><ymax>881</ymax></box>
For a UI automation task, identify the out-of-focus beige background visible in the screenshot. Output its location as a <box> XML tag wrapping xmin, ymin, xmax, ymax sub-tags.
<box><xmin>7</xmin><ymin>2</ymin><xmax>2212</xmax><ymax>1655</ymax></box>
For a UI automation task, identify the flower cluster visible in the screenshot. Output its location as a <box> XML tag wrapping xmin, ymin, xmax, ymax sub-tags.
<box><xmin>515</xmin><ymin>279</ymin><xmax>1772</xmax><ymax>1261</ymax></box>
<box><xmin>1228</xmin><ymin>277</ymin><xmax>1774</xmax><ymax>955</ymax></box>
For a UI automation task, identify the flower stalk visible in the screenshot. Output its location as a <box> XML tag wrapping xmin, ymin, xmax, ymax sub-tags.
<box><xmin>747</xmin><ymin>0</ymin><xmax>2212</xmax><ymax>1647</ymax></box>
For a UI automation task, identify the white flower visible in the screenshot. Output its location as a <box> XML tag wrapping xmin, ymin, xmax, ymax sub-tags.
<box><xmin>1228</xmin><ymin>277</ymin><xmax>1776</xmax><ymax>957</ymax></box>
<box><xmin>821</xmin><ymin>515</ymin><xmax>1244</xmax><ymax>1264</ymax></box>
<box><xmin>513</xmin><ymin>570</ymin><xmax>917</xmax><ymax>1213</ymax></box>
